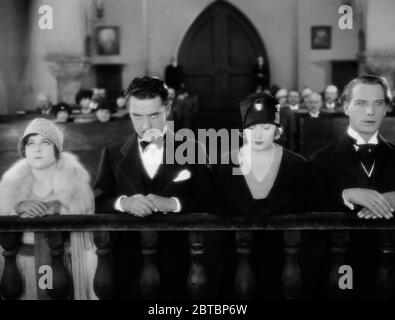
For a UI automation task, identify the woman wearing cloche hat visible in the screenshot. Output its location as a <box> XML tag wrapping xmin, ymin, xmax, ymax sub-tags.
<box><xmin>0</xmin><ymin>118</ymin><xmax>97</xmax><ymax>300</ymax></box>
<box><xmin>213</xmin><ymin>92</ymin><xmax>308</xmax><ymax>298</ymax></box>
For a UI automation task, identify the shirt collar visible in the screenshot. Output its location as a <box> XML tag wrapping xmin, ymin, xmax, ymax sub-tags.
<box><xmin>326</xmin><ymin>102</ymin><xmax>335</xmax><ymax>109</ymax></box>
<box><xmin>347</xmin><ymin>126</ymin><xmax>378</xmax><ymax>145</ymax></box>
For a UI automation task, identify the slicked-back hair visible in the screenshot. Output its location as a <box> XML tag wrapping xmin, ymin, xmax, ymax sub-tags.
<box><xmin>339</xmin><ymin>75</ymin><xmax>392</xmax><ymax>106</ymax></box>
<box><xmin>124</xmin><ymin>76</ymin><xmax>170</xmax><ymax>106</ymax></box>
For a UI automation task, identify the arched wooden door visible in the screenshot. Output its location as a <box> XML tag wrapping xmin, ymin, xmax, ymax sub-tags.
<box><xmin>178</xmin><ymin>0</ymin><xmax>269</xmax><ymax>127</ymax></box>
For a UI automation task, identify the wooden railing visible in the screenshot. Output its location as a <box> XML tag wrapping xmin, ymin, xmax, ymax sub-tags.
<box><xmin>1</xmin><ymin>212</ymin><xmax>395</xmax><ymax>300</ymax></box>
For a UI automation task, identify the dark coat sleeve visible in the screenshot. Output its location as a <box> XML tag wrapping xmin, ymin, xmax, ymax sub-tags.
<box><xmin>172</xmin><ymin>142</ymin><xmax>215</xmax><ymax>214</ymax></box>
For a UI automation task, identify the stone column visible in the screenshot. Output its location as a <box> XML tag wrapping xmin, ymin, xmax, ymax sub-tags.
<box><xmin>45</xmin><ymin>54</ymin><xmax>90</xmax><ymax>104</ymax></box>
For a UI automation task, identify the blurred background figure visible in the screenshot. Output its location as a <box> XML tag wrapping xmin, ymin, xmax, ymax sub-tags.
<box><xmin>300</xmin><ymin>87</ymin><xmax>313</xmax><ymax>107</ymax></box>
<box><xmin>323</xmin><ymin>84</ymin><xmax>341</xmax><ymax>112</ymax></box>
<box><xmin>35</xmin><ymin>93</ymin><xmax>52</xmax><ymax>115</ymax></box>
<box><xmin>75</xmin><ymin>89</ymin><xmax>94</xmax><ymax>114</ymax></box>
<box><xmin>275</xmin><ymin>88</ymin><xmax>288</xmax><ymax>107</ymax></box>
<box><xmin>165</xmin><ymin>57</ymin><xmax>184</xmax><ymax>91</ymax></box>
<box><xmin>287</xmin><ymin>90</ymin><xmax>301</xmax><ymax>111</ymax></box>
<box><xmin>112</xmin><ymin>95</ymin><xmax>129</xmax><ymax>119</ymax></box>
<box><xmin>172</xmin><ymin>85</ymin><xmax>199</xmax><ymax>129</ymax></box>
<box><xmin>52</xmin><ymin>102</ymin><xmax>72</xmax><ymax>123</ymax></box>
<box><xmin>323</xmin><ymin>84</ymin><xmax>343</xmax><ymax>112</ymax></box>
<box><xmin>306</xmin><ymin>92</ymin><xmax>323</xmax><ymax>118</ymax></box>
<box><xmin>96</xmin><ymin>101</ymin><xmax>112</xmax><ymax>123</ymax></box>
<box><xmin>254</xmin><ymin>55</ymin><xmax>267</xmax><ymax>92</ymax></box>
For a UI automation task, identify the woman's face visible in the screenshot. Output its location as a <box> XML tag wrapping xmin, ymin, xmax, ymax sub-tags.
<box><xmin>25</xmin><ymin>134</ymin><xmax>57</xmax><ymax>169</ymax></box>
<box><xmin>244</xmin><ymin>123</ymin><xmax>276</xmax><ymax>150</ymax></box>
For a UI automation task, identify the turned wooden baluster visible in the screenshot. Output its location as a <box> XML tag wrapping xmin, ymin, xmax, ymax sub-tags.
<box><xmin>46</xmin><ymin>232</ymin><xmax>70</xmax><ymax>299</ymax></box>
<box><xmin>234</xmin><ymin>230</ymin><xmax>255</xmax><ymax>299</ymax></box>
<box><xmin>93</xmin><ymin>231</ymin><xmax>113</xmax><ymax>299</ymax></box>
<box><xmin>329</xmin><ymin>230</ymin><xmax>349</xmax><ymax>299</ymax></box>
<box><xmin>140</xmin><ymin>231</ymin><xmax>160</xmax><ymax>298</ymax></box>
<box><xmin>187</xmin><ymin>231</ymin><xmax>207</xmax><ymax>299</ymax></box>
<box><xmin>376</xmin><ymin>231</ymin><xmax>395</xmax><ymax>299</ymax></box>
<box><xmin>282</xmin><ymin>230</ymin><xmax>302</xmax><ymax>299</ymax></box>
<box><xmin>0</xmin><ymin>233</ymin><xmax>23</xmax><ymax>300</ymax></box>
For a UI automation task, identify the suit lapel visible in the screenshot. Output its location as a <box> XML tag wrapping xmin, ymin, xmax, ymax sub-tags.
<box><xmin>116</xmin><ymin>133</ymin><xmax>144</xmax><ymax>194</ymax></box>
<box><xmin>155</xmin><ymin>131</ymin><xmax>185</xmax><ymax>194</ymax></box>
<box><xmin>332</xmin><ymin>134</ymin><xmax>369</xmax><ymax>186</ymax></box>
<box><xmin>370</xmin><ymin>136</ymin><xmax>393</xmax><ymax>187</ymax></box>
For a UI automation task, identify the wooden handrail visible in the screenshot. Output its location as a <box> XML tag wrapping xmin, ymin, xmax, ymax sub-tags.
<box><xmin>1</xmin><ymin>212</ymin><xmax>395</xmax><ymax>232</ymax></box>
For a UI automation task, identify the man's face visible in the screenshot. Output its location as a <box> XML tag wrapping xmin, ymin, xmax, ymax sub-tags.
<box><xmin>307</xmin><ymin>94</ymin><xmax>322</xmax><ymax>114</ymax></box>
<box><xmin>129</xmin><ymin>96</ymin><xmax>169</xmax><ymax>139</ymax></box>
<box><xmin>288</xmin><ymin>92</ymin><xmax>300</xmax><ymax>106</ymax></box>
<box><xmin>344</xmin><ymin>84</ymin><xmax>388</xmax><ymax>137</ymax></box>
<box><xmin>325</xmin><ymin>90</ymin><xmax>338</xmax><ymax>104</ymax></box>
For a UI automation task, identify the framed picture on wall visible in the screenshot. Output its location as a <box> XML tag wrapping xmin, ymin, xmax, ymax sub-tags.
<box><xmin>311</xmin><ymin>26</ymin><xmax>331</xmax><ymax>50</ymax></box>
<box><xmin>96</xmin><ymin>26</ymin><xmax>120</xmax><ymax>55</ymax></box>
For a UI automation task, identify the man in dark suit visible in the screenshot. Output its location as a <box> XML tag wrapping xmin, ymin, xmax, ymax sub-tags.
<box><xmin>305</xmin><ymin>92</ymin><xmax>323</xmax><ymax>118</ymax></box>
<box><xmin>306</xmin><ymin>75</ymin><xmax>395</xmax><ymax>299</ymax></box>
<box><xmin>322</xmin><ymin>84</ymin><xmax>343</xmax><ymax>113</ymax></box>
<box><xmin>94</xmin><ymin>76</ymin><xmax>213</xmax><ymax>299</ymax></box>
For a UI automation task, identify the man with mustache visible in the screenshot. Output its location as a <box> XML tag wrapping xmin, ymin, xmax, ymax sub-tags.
<box><xmin>94</xmin><ymin>76</ymin><xmax>213</xmax><ymax>299</ymax></box>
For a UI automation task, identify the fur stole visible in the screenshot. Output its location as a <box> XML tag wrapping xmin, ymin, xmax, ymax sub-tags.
<box><xmin>0</xmin><ymin>152</ymin><xmax>94</xmax><ymax>215</ymax></box>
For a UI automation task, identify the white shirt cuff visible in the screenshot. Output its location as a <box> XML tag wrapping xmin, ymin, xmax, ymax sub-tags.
<box><xmin>342</xmin><ymin>190</ymin><xmax>355</xmax><ymax>210</ymax></box>
<box><xmin>171</xmin><ymin>197</ymin><xmax>182</xmax><ymax>213</ymax></box>
<box><xmin>114</xmin><ymin>195</ymin><xmax>127</xmax><ymax>212</ymax></box>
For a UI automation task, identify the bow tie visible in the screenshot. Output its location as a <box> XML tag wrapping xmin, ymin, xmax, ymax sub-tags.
<box><xmin>139</xmin><ymin>137</ymin><xmax>164</xmax><ymax>151</ymax></box>
<box><xmin>356</xmin><ymin>143</ymin><xmax>377</xmax><ymax>153</ymax></box>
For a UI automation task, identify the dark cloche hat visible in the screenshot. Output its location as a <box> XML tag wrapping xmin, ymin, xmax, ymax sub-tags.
<box><xmin>240</xmin><ymin>92</ymin><xmax>280</xmax><ymax>128</ymax></box>
<box><xmin>51</xmin><ymin>102</ymin><xmax>71</xmax><ymax>115</ymax></box>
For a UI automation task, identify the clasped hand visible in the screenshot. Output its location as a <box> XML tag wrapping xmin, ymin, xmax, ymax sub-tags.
<box><xmin>343</xmin><ymin>188</ymin><xmax>394</xmax><ymax>219</ymax></box>
<box><xmin>15</xmin><ymin>200</ymin><xmax>61</xmax><ymax>219</ymax></box>
<box><xmin>120</xmin><ymin>194</ymin><xmax>177</xmax><ymax>217</ymax></box>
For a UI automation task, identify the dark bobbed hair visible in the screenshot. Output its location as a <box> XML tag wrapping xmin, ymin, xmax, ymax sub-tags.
<box><xmin>339</xmin><ymin>74</ymin><xmax>392</xmax><ymax>106</ymax></box>
<box><xmin>20</xmin><ymin>133</ymin><xmax>60</xmax><ymax>160</ymax></box>
<box><xmin>75</xmin><ymin>89</ymin><xmax>93</xmax><ymax>105</ymax></box>
<box><xmin>124</xmin><ymin>76</ymin><xmax>170</xmax><ymax>105</ymax></box>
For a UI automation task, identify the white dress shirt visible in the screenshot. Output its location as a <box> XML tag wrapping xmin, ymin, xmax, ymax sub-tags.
<box><xmin>290</xmin><ymin>104</ymin><xmax>299</xmax><ymax>111</ymax></box>
<box><xmin>114</xmin><ymin>135</ymin><xmax>181</xmax><ymax>213</ymax></box>
<box><xmin>326</xmin><ymin>102</ymin><xmax>335</xmax><ymax>110</ymax></box>
<box><xmin>342</xmin><ymin>126</ymin><xmax>379</xmax><ymax>210</ymax></box>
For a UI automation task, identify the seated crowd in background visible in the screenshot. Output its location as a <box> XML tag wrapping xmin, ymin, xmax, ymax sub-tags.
<box><xmin>1</xmin><ymin>75</ymin><xmax>395</xmax><ymax>300</ymax></box>
<box><xmin>33</xmin><ymin>87</ymin><xmax>129</xmax><ymax>124</ymax></box>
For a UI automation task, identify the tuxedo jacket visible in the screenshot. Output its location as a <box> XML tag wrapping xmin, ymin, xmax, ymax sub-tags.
<box><xmin>94</xmin><ymin>130</ymin><xmax>214</xmax><ymax>214</ymax></box>
<box><xmin>93</xmin><ymin>130</ymin><xmax>214</xmax><ymax>298</ymax></box>
<box><xmin>309</xmin><ymin>133</ymin><xmax>395</xmax><ymax>212</ymax></box>
<box><xmin>305</xmin><ymin>133</ymin><xmax>395</xmax><ymax>298</ymax></box>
